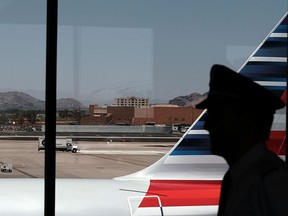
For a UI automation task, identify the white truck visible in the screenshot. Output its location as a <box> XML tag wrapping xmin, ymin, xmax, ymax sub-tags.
<box><xmin>1</xmin><ymin>164</ymin><xmax>12</xmax><ymax>172</ymax></box>
<box><xmin>38</xmin><ymin>137</ymin><xmax>79</xmax><ymax>153</ymax></box>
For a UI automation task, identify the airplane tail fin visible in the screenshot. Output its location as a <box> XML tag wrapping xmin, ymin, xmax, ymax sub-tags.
<box><xmin>117</xmin><ymin>12</ymin><xmax>287</xmax><ymax>181</ymax></box>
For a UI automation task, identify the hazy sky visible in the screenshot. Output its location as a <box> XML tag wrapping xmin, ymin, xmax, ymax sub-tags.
<box><xmin>0</xmin><ymin>0</ymin><xmax>286</xmax><ymax>105</ymax></box>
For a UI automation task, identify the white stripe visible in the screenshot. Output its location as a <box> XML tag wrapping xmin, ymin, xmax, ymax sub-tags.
<box><xmin>188</xmin><ymin>130</ymin><xmax>209</xmax><ymax>135</ymax></box>
<box><xmin>135</xmin><ymin>205</ymin><xmax>218</xmax><ymax>216</ymax></box>
<box><xmin>79</xmin><ymin>150</ymin><xmax>168</xmax><ymax>155</ymax></box>
<box><xmin>165</xmin><ymin>155</ymin><xmax>227</xmax><ymax>164</ymax></box>
<box><xmin>273</xmin><ymin>114</ymin><xmax>286</xmax><ymax>124</ymax></box>
<box><xmin>271</xmin><ymin>113</ymin><xmax>286</xmax><ymax>130</ymax></box>
<box><xmin>255</xmin><ymin>81</ymin><xmax>286</xmax><ymax>87</ymax></box>
<box><xmin>250</xmin><ymin>57</ymin><xmax>287</xmax><ymax>62</ymax></box>
<box><xmin>270</xmin><ymin>33</ymin><xmax>287</xmax><ymax>38</ymax></box>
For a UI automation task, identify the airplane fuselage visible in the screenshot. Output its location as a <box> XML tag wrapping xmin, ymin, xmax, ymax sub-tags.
<box><xmin>0</xmin><ymin>178</ymin><xmax>219</xmax><ymax>216</ymax></box>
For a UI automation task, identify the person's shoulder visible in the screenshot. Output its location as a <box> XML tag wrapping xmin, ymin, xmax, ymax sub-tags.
<box><xmin>257</xmin><ymin>151</ymin><xmax>288</xmax><ymax>179</ymax></box>
<box><xmin>257</xmin><ymin>154</ymin><xmax>288</xmax><ymax>208</ymax></box>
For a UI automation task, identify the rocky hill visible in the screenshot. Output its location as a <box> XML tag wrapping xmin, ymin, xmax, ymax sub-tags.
<box><xmin>169</xmin><ymin>92</ymin><xmax>208</xmax><ymax>107</ymax></box>
<box><xmin>57</xmin><ymin>98</ymin><xmax>87</xmax><ymax>110</ymax></box>
<box><xmin>0</xmin><ymin>91</ymin><xmax>207</xmax><ymax>110</ymax></box>
<box><xmin>0</xmin><ymin>91</ymin><xmax>87</xmax><ymax>110</ymax></box>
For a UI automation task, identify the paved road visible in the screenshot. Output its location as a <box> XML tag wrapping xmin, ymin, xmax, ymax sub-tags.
<box><xmin>0</xmin><ymin>140</ymin><xmax>175</xmax><ymax>179</ymax></box>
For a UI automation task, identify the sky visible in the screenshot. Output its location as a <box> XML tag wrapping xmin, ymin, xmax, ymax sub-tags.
<box><xmin>0</xmin><ymin>0</ymin><xmax>286</xmax><ymax>106</ymax></box>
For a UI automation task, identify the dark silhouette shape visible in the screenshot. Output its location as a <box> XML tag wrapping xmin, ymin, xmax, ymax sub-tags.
<box><xmin>196</xmin><ymin>64</ymin><xmax>288</xmax><ymax>216</ymax></box>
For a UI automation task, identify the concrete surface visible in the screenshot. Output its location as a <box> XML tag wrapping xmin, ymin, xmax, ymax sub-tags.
<box><xmin>0</xmin><ymin>140</ymin><xmax>175</xmax><ymax>179</ymax></box>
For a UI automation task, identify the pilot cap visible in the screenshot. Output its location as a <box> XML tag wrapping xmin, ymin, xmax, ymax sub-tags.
<box><xmin>196</xmin><ymin>64</ymin><xmax>285</xmax><ymax>112</ymax></box>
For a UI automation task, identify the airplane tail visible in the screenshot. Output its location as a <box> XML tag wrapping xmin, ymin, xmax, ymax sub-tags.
<box><xmin>117</xmin><ymin>12</ymin><xmax>287</xmax><ymax>182</ymax></box>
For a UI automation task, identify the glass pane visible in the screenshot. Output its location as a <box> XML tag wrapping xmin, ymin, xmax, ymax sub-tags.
<box><xmin>0</xmin><ymin>0</ymin><xmax>284</xmax><ymax>179</ymax></box>
<box><xmin>56</xmin><ymin>0</ymin><xmax>286</xmax><ymax>178</ymax></box>
<box><xmin>0</xmin><ymin>0</ymin><xmax>46</xmax><ymax>178</ymax></box>
<box><xmin>0</xmin><ymin>1</ymin><xmax>286</xmax><ymax>215</ymax></box>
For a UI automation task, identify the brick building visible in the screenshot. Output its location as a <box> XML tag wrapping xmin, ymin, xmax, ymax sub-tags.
<box><xmin>107</xmin><ymin>106</ymin><xmax>134</xmax><ymax>125</ymax></box>
<box><xmin>81</xmin><ymin>104</ymin><xmax>203</xmax><ymax>126</ymax></box>
<box><xmin>81</xmin><ymin>104</ymin><xmax>112</xmax><ymax>125</ymax></box>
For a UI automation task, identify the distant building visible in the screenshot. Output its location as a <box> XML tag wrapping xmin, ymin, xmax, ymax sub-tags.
<box><xmin>81</xmin><ymin>104</ymin><xmax>203</xmax><ymax>126</ymax></box>
<box><xmin>114</xmin><ymin>96</ymin><xmax>149</xmax><ymax>108</ymax></box>
<box><xmin>133</xmin><ymin>105</ymin><xmax>201</xmax><ymax>125</ymax></box>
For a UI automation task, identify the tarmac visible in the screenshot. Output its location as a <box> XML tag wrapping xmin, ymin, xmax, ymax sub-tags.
<box><xmin>0</xmin><ymin>139</ymin><xmax>175</xmax><ymax>179</ymax></box>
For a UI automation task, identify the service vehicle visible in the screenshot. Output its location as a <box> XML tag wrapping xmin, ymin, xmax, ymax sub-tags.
<box><xmin>38</xmin><ymin>137</ymin><xmax>79</xmax><ymax>153</ymax></box>
<box><xmin>1</xmin><ymin>164</ymin><xmax>12</xmax><ymax>172</ymax></box>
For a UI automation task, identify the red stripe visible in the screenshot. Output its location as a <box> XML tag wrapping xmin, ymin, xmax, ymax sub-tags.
<box><xmin>139</xmin><ymin>180</ymin><xmax>221</xmax><ymax>207</ymax></box>
<box><xmin>266</xmin><ymin>131</ymin><xmax>286</xmax><ymax>155</ymax></box>
<box><xmin>281</xmin><ymin>89</ymin><xmax>286</xmax><ymax>105</ymax></box>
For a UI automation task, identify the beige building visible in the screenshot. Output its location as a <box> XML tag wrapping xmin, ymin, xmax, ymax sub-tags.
<box><xmin>114</xmin><ymin>96</ymin><xmax>149</xmax><ymax>108</ymax></box>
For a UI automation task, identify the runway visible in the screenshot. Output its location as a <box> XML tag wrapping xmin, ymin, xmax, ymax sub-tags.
<box><xmin>0</xmin><ymin>139</ymin><xmax>175</xmax><ymax>179</ymax></box>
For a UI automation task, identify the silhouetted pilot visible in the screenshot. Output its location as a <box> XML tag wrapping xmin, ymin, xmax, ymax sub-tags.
<box><xmin>196</xmin><ymin>65</ymin><xmax>288</xmax><ymax>216</ymax></box>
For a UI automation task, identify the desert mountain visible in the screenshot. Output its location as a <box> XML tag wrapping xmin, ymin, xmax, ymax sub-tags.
<box><xmin>0</xmin><ymin>91</ymin><xmax>87</xmax><ymax>110</ymax></box>
<box><xmin>169</xmin><ymin>92</ymin><xmax>208</xmax><ymax>107</ymax></box>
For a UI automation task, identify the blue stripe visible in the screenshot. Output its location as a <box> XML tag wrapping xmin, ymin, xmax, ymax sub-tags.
<box><xmin>245</xmin><ymin>62</ymin><xmax>287</xmax><ymax>66</ymax></box>
<box><xmin>245</xmin><ymin>77</ymin><xmax>286</xmax><ymax>82</ymax></box>
<box><xmin>265</xmin><ymin>86</ymin><xmax>286</xmax><ymax>91</ymax></box>
<box><xmin>274</xmin><ymin>25</ymin><xmax>288</xmax><ymax>33</ymax></box>
<box><xmin>184</xmin><ymin>134</ymin><xmax>208</xmax><ymax>139</ymax></box>
<box><xmin>191</xmin><ymin>120</ymin><xmax>206</xmax><ymax>129</ymax></box>
<box><xmin>255</xmin><ymin>48</ymin><xmax>287</xmax><ymax>57</ymax></box>
<box><xmin>241</xmin><ymin>65</ymin><xmax>287</xmax><ymax>78</ymax></box>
